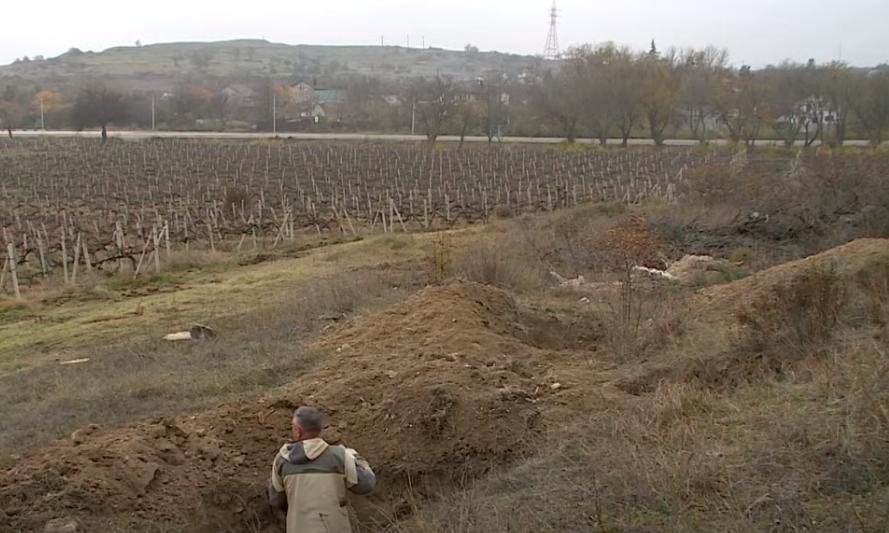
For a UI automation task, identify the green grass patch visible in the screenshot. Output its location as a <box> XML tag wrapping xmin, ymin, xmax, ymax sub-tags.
<box><xmin>103</xmin><ymin>272</ymin><xmax>186</xmax><ymax>292</ymax></box>
<box><xmin>715</xmin><ymin>261</ymin><xmax>752</xmax><ymax>282</ymax></box>
<box><xmin>0</xmin><ymin>302</ymin><xmax>35</xmax><ymax>325</ymax></box>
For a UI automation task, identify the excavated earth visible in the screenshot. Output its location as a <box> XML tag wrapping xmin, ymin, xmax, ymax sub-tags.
<box><xmin>2</xmin><ymin>239</ymin><xmax>888</xmax><ymax>532</ymax></box>
<box><xmin>0</xmin><ymin>281</ymin><xmax>596</xmax><ymax>532</ymax></box>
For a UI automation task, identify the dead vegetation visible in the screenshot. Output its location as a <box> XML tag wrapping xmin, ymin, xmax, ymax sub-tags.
<box><xmin>2</xmin><ymin>147</ymin><xmax>889</xmax><ymax>532</ymax></box>
<box><xmin>0</xmin><ymin>267</ymin><xmax>421</xmax><ymax>462</ymax></box>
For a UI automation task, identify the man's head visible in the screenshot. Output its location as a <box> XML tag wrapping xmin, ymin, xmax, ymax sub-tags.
<box><xmin>291</xmin><ymin>406</ymin><xmax>324</xmax><ymax>441</ymax></box>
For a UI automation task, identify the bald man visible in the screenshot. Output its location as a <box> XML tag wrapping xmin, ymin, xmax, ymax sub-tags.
<box><xmin>268</xmin><ymin>406</ymin><xmax>376</xmax><ymax>533</ymax></box>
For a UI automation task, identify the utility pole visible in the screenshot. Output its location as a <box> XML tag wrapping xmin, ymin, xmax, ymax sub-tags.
<box><xmin>151</xmin><ymin>94</ymin><xmax>156</xmax><ymax>130</ymax></box>
<box><xmin>411</xmin><ymin>97</ymin><xmax>416</xmax><ymax>135</ymax></box>
<box><xmin>39</xmin><ymin>95</ymin><xmax>45</xmax><ymax>130</ymax></box>
<box><xmin>272</xmin><ymin>92</ymin><xmax>277</xmax><ymax>135</ymax></box>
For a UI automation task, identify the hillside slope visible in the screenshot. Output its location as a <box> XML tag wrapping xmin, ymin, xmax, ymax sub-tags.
<box><xmin>0</xmin><ymin>39</ymin><xmax>541</xmax><ymax>92</ymax></box>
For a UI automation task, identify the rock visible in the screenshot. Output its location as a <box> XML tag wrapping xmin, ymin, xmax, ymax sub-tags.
<box><xmin>386</xmin><ymin>371</ymin><xmax>398</xmax><ymax>379</ymax></box>
<box><xmin>632</xmin><ymin>265</ymin><xmax>680</xmax><ymax>282</ymax></box>
<box><xmin>189</xmin><ymin>324</ymin><xmax>216</xmax><ymax>340</ymax></box>
<box><xmin>162</xmin><ymin>331</ymin><xmax>192</xmax><ymax>342</ymax></box>
<box><xmin>44</xmin><ymin>518</ymin><xmax>81</xmax><ymax>533</ymax></box>
<box><xmin>134</xmin><ymin>463</ymin><xmax>159</xmax><ymax>495</ymax></box>
<box><xmin>164</xmin><ymin>324</ymin><xmax>216</xmax><ymax>342</ymax></box>
<box><xmin>666</xmin><ymin>255</ymin><xmax>719</xmax><ymax>283</ymax></box>
<box><xmin>550</xmin><ymin>383</ymin><xmax>563</xmax><ymax>391</ymax></box>
<box><xmin>155</xmin><ymin>439</ymin><xmax>186</xmax><ymax>466</ymax></box>
<box><xmin>71</xmin><ymin>424</ymin><xmax>100</xmax><ymax>445</ymax></box>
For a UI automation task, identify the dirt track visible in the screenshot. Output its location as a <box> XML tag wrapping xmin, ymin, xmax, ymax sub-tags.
<box><xmin>10</xmin><ymin>129</ymin><xmax>880</xmax><ymax>146</ymax></box>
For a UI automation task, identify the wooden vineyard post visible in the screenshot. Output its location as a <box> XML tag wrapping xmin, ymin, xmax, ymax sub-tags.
<box><xmin>342</xmin><ymin>207</ymin><xmax>356</xmax><ymax>235</ymax></box>
<box><xmin>81</xmin><ymin>237</ymin><xmax>93</xmax><ymax>274</ymax></box>
<box><xmin>36</xmin><ymin>234</ymin><xmax>47</xmax><ymax>278</ymax></box>
<box><xmin>71</xmin><ymin>233</ymin><xmax>81</xmax><ymax>285</ymax></box>
<box><xmin>60</xmin><ymin>227</ymin><xmax>69</xmax><ymax>285</ymax></box>
<box><xmin>152</xmin><ymin>225</ymin><xmax>161</xmax><ymax>273</ymax></box>
<box><xmin>207</xmin><ymin>220</ymin><xmax>215</xmax><ymax>253</ymax></box>
<box><xmin>388</xmin><ymin>198</ymin><xmax>395</xmax><ymax>233</ymax></box>
<box><xmin>390</xmin><ymin>198</ymin><xmax>407</xmax><ymax>232</ymax></box>
<box><xmin>163</xmin><ymin>222</ymin><xmax>171</xmax><ymax>259</ymax></box>
<box><xmin>0</xmin><ymin>257</ymin><xmax>7</xmax><ymax>292</ymax></box>
<box><xmin>115</xmin><ymin>221</ymin><xmax>125</xmax><ymax>271</ymax></box>
<box><xmin>272</xmin><ymin>213</ymin><xmax>289</xmax><ymax>248</ymax></box>
<box><xmin>6</xmin><ymin>243</ymin><xmax>21</xmax><ymax>300</ymax></box>
<box><xmin>133</xmin><ymin>238</ymin><xmax>151</xmax><ymax>279</ymax></box>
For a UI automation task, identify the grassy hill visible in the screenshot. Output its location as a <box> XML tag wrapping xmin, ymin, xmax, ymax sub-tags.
<box><xmin>0</xmin><ymin>39</ymin><xmax>542</xmax><ymax>93</ymax></box>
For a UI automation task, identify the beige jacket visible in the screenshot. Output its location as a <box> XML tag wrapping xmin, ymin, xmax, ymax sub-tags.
<box><xmin>268</xmin><ymin>438</ymin><xmax>376</xmax><ymax>533</ymax></box>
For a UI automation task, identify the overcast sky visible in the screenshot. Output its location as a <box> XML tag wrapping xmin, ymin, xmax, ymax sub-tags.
<box><xmin>1</xmin><ymin>0</ymin><xmax>887</xmax><ymax>67</ymax></box>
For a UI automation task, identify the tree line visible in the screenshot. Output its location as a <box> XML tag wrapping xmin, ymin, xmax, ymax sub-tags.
<box><xmin>535</xmin><ymin>42</ymin><xmax>889</xmax><ymax>146</ymax></box>
<box><xmin>1</xmin><ymin>41</ymin><xmax>888</xmax><ymax>145</ymax></box>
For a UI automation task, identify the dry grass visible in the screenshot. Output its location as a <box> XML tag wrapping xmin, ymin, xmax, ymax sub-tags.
<box><xmin>451</xmin><ymin>240</ymin><xmax>544</xmax><ymax>293</ymax></box>
<box><xmin>388</xmin><ymin>232</ymin><xmax>889</xmax><ymax>533</ymax></box>
<box><xmin>0</xmin><ymin>268</ymin><xmax>421</xmax><ymax>463</ymax></box>
<box><xmin>397</xmin><ymin>332</ymin><xmax>889</xmax><ymax>532</ymax></box>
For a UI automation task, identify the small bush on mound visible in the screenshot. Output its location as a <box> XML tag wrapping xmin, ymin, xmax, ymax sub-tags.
<box><xmin>738</xmin><ymin>266</ymin><xmax>846</xmax><ymax>359</ymax></box>
<box><xmin>453</xmin><ymin>241</ymin><xmax>542</xmax><ymax>292</ymax></box>
<box><xmin>713</xmin><ymin>261</ymin><xmax>751</xmax><ymax>283</ymax></box>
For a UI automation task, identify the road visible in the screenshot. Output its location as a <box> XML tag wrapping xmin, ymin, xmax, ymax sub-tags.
<box><xmin>6</xmin><ymin>129</ymin><xmax>879</xmax><ymax>147</ymax></box>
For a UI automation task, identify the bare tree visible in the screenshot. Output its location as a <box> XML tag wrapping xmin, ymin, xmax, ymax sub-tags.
<box><xmin>821</xmin><ymin>62</ymin><xmax>857</xmax><ymax>145</ymax></box>
<box><xmin>411</xmin><ymin>75</ymin><xmax>457</xmax><ymax>145</ymax></box>
<box><xmin>679</xmin><ymin>46</ymin><xmax>729</xmax><ymax>143</ymax></box>
<box><xmin>639</xmin><ymin>50</ymin><xmax>681</xmax><ymax>146</ymax></box>
<box><xmin>851</xmin><ymin>68</ymin><xmax>889</xmax><ymax>145</ymax></box>
<box><xmin>71</xmin><ymin>87</ymin><xmax>129</xmax><ymax>143</ymax></box>
<box><xmin>452</xmin><ymin>98</ymin><xmax>481</xmax><ymax>149</ymax></box>
<box><xmin>716</xmin><ymin>66</ymin><xmax>770</xmax><ymax>148</ymax></box>
<box><xmin>480</xmin><ymin>75</ymin><xmax>510</xmax><ymax>143</ymax></box>
<box><xmin>536</xmin><ymin>70</ymin><xmax>583</xmax><ymax>143</ymax></box>
<box><xmin>0</xmin><ymin>100</ymin><xmax>24</xmax><ymax>138</ymax></box>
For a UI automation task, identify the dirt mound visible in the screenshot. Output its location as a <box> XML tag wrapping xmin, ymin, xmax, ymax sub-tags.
<box><xmin>622</xmin><ymin>238</ymin><xmax>889</xmax><ymax>394</ymax></box>
<box><xmin>297</xmin><ymin>281</ymin><xmax>550</xmax><ymax>507</ymax></box>
<box><xmin>1</xmin><ymin>281</ymin><xmax>556</xmax><ymax>532</ymax></box>
<box><xmin>698</xmin><ymin>238</ymin><xmax>889</xmax><ymax>319</ymax></box>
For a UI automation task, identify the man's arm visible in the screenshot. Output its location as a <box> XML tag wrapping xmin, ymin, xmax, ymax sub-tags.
<box><xmin>346</xmin><ymin>449</ymin><xmax>377</xmax><ymax>495</ymax></box>
<box><xmin>268</xmin><ymin>454</ymin><xmax>288</xmax><ymax>511</ymax></box>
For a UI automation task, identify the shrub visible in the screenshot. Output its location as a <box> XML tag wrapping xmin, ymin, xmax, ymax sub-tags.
<box><xmin>453</xmin><ymin>241</ymin><xmax>542</xmax><ymax>292</ymax></box>
<box><xmin>728</xmin><ymin>247</ymin><xmax>754</xmax><ymax>265</ymax></box>
<box><xmin>737</xmin><ymin>266</ymin><xmax>846</xmax><ymax>361</ymax></box>
<box><xmin>492</xmin><ymin>204</ymin><xmax>514</xmax><ymax>219</ymax></box>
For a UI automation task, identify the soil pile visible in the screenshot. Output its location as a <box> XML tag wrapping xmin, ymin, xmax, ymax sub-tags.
<box><xmin>622</xmin><ymin>238</ymin><xmax>889</xmax><ymax>394</ymax></box>
<box><xmin>0</xmin><ymin>281</ymin><xmax>557</xmax><ymax>532</ymax></box>
<box><xmin>699</xmin><ymin>238</ymin><xmax>889</xmax><ymax>319</ymax></box>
